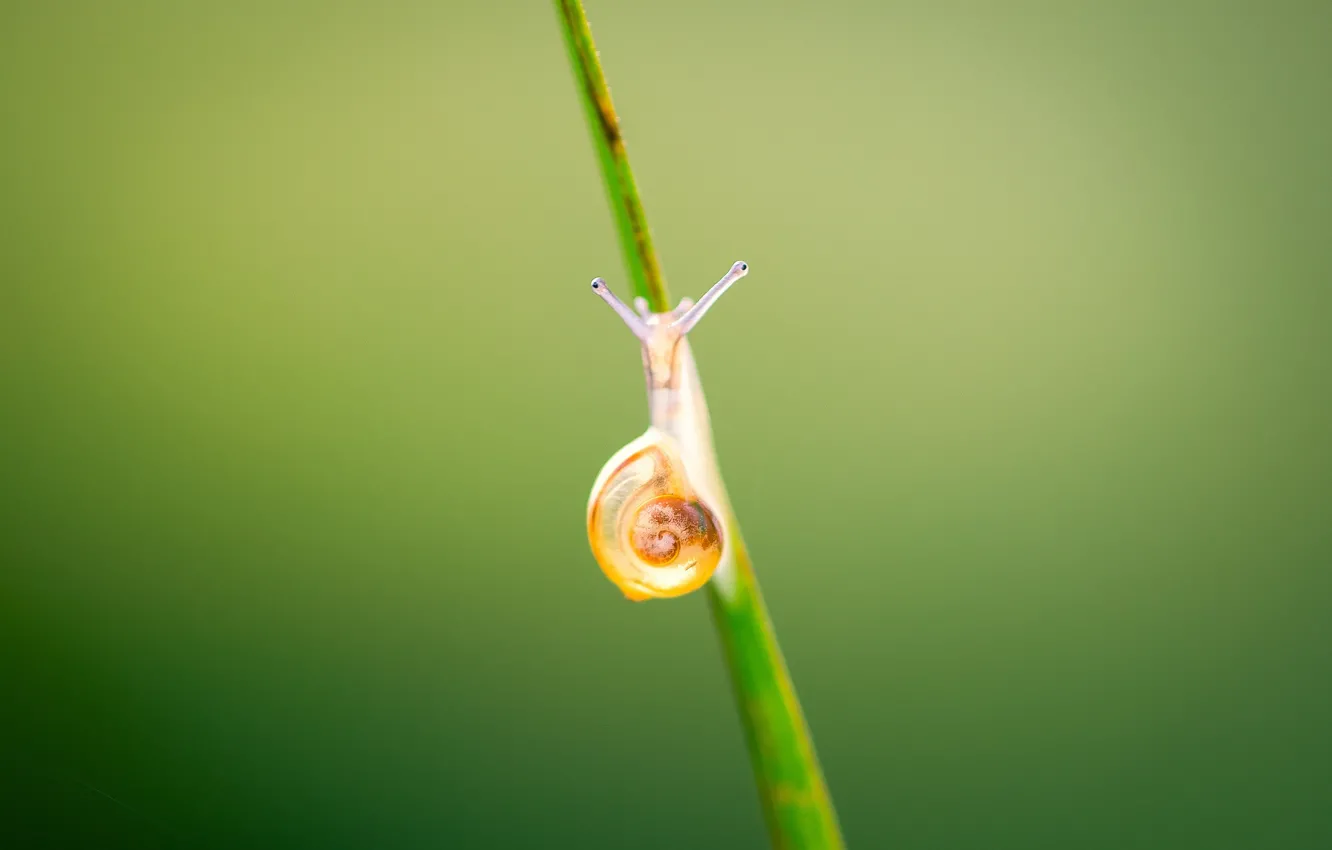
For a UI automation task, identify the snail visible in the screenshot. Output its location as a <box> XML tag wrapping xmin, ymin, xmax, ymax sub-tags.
<box><xmin>586</xmin><ymin>261</ymin><xmax>749</xmax><ymax>600</ymax></box>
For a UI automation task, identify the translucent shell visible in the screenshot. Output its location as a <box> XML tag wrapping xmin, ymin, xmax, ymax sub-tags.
<box><xmin>587</xmin><ymin>429</ymin><xmax>724</xmax><ymax>601</ymax></box>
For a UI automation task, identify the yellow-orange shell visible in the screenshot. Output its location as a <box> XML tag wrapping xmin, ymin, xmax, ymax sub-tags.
<box><xmin>587</xmin><ymin>429</ymin><xmax>724</xmax><ymax>600</ymax></box>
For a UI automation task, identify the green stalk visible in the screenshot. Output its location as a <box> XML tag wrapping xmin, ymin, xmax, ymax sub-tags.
<box><xmin>553</xmin><ymin>0</ymin><xmax>669</xmax><ymax>311</ymax></box>
<box><xmin>554</xmin><ymin>3</ymin><xmax>845</xmax><ymax>847</ymax></box>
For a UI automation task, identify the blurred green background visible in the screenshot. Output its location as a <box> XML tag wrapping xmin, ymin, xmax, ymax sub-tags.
<box><xmin>2</xmin><ymin>1</ymin><xmax>1330</xmax><ymax>847</ymax></box>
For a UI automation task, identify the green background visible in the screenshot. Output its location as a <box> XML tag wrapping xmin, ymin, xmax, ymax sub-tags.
<box><xmin>3</xmin><ymin>1</ymin><xmax>1329</xmax><ymax>847</ymax></box>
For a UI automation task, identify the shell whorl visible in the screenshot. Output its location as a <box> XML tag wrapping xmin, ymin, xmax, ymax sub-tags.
<box><xmin>587</xmin><ymin>429</ymin><xmax>723</xmax><ymax>600</ymax></box>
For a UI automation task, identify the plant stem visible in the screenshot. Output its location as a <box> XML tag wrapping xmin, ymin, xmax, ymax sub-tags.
<box><xmin>705</xmin><ymin>534</ymin><xmax>845</xmax><ymax>849</ymax></box>
<box><xmin>553</xmin><ymin>0</ymin><xmax>669</xmax><ymax>312</ymax></box>
<box><xmin>554</xmin><ymin>3</ymin><xmax>845</xmax><ymax>847</ymax></box>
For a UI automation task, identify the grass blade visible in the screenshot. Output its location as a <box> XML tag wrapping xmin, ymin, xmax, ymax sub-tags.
<box><xmin>553</xmin><ymin>0</ymin><xmax>669</xmax><ymax>311</ymax></box>
<box><xmin>706</xmin><ymin>535</ymin><xmax>845</xmax><ymax>848</ymax></box>
<box><xmin>554</xmin><ymin>2</ymin><xmax>845</xmax><ymax>847</ymax></box>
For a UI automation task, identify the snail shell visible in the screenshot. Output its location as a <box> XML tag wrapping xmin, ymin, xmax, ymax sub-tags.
<box><xmin>587</xmin><ymin>428</ymin><xmax>724</xmax><ymax>601</ymax></box>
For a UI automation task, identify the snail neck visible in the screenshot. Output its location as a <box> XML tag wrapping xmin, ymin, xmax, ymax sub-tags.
<box><xmin>646</xmin><ymin>339</ymin><xmax>722</xmax><ymax>502</ymax></box>
<box><xmin>643</xmin><ymin>333</ymin><xmax>690</xmax><ymax>439</ymax></box>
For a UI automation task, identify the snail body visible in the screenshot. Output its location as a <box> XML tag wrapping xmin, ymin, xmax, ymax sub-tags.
<box><xmin>585</xmin><ymin>263</ymin><xmax>748</xmax><ymax>600</ymax></box>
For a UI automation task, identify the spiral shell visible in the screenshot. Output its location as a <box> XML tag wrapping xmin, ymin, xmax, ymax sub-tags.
<box><xmin>587</xmin><ymin>429</ymin><xmax>724</xmax><ymax>600</ymax></box>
